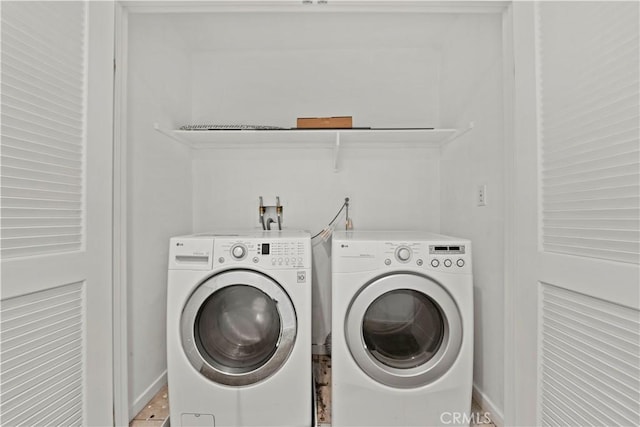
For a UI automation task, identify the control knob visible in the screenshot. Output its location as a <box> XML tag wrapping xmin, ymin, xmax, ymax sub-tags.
<box><xmin>396</xmin><ymin>247</ymin><xmax>411</xmax><ymax>262</ymax></box>
<box><xmin>231</xmin><ymin>244</ymin><xmax>247</xmax><ymax>260</ymax></box>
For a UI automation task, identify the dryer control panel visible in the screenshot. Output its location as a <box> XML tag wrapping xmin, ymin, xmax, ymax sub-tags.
<box><xmin>381</xmin><ymin>242</ymin><xmax>471</xmax><ymax>273</ymax></box>
<box><xmin>335</xmin><ymin>239</ymin><xmax>471</xmax><ymax>274</ymax></box>
<box><xmin>333</xmin><ymin>231</ymin><xmax>472</xmax><ymax>275</ymax></box>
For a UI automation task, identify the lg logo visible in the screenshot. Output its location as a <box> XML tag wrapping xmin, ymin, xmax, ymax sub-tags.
<box><xmin>341</xmin><ymin>244</ymin><xmax>349</xmax><ymax>248</ymax></box>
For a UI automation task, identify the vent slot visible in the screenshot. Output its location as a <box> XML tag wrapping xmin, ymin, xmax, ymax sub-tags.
<box><xmin>538</xmin><ymin>1</ymin><xmax>640</xmax><ymax>265</ymax></box>
<box><xmin>0</xmin><ymin>282</ymin><xmax>85</xmax><ymax>426</ymax></box>
<box><xmin>540</xmin><ymin>284</ymin><xmax>640</xmax><ymax>427</ymax></box>
<box><xmin>0</xmin><ymin>1</ymin><xmax>87</xmax><ymax>259</ymax></box>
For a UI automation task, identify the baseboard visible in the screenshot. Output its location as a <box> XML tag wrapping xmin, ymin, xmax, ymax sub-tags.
<box><xmin>472</xmin><ymin>384</ymin><xmax>504</xmax><ymax>427</ymax></box>
<box><xmin>130</xmin><ymin>370</ymin><xmax>168</xmax><ymax>421</ymax></box>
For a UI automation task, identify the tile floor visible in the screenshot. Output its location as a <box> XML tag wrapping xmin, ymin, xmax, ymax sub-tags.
<box><xmin>130</xmin><ymin>385</ymin><xmax>169</xmax><ymax>427</ymax></box>
<box><xmin>470</xmin><ymin>400</ymin><xmax>497</xmax><ymax>427</ymax></box>
<box><xmin>314</xmin><ymin>355</ymin><xmax>332</xmax><ymax>425</ymax></box>
<box><xmin>132</xmin><ymin>357</ymin><xmax>497</xmax><ymax>427</ymax></box>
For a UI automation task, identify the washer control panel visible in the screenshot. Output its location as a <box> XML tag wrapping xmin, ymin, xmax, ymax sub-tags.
<box><xmin>214</xmin><ymin>238</ymin><xmax>310</xmax><ymax>269</ymax></box>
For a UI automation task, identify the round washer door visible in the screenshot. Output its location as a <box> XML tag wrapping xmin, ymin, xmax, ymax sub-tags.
<box><xmin>345</xmin><ymin>273</ymin><xmax>462</xmax><ymax>388</ymax></box>
<box><xmin>181</xmin><ymin>269</ymin><xmax>297</xmax><ymax>386</ymax></box>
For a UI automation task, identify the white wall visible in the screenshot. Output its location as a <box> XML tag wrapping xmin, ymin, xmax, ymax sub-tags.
<box><xmin>191</xmin><ymin>146</ymin><xmax>442</xmax><ymax>232</ymax></box>
<box><xmin>127</xmin><ymin>14</ymin><xmax>193</xmax><ymax>419</ymax></box>
<box><xmin>182</xmin><ymin>12</ymin><xmax>453</xmax><ymax>127</ymax></box>
<box><xmin>439</xmin><ymin>14</ymin><xmax>505</xmax><ymax>422</ymax></box>
<box><xmin>191</xmin><ymin>47</ymin><xmax>440</xmax><ymax>128</ymax></box>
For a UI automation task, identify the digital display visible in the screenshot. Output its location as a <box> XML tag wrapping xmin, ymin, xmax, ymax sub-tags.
<box><xmin>261</xmin><ymin>243</ymin><xmax>270</xmax><ymax>255</ymax></box>
<box><xmin>429</xmin><ymin>245</ymin><xmax>465</xmax><ymax>254</ymax></box>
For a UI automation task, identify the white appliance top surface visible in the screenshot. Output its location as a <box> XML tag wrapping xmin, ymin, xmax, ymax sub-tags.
<box><xmin>332</xmin><ymin>230</ymin><xmax>469</xmax><ymax>243</ymax></box>
<box><xmin>177</xmin><ymin>229</ymin><xmax>310</xmax><ymax>240</ymax></box>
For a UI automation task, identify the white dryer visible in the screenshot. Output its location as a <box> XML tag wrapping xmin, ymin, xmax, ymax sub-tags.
<box><xmin>167</xmin><ymin>231</ymin><xmax>312</xmax><ymax>427</ymax></box>
<box><xmin>331</xmin><ymin>231</ymin><xmax>473</xmax><ymax>426</ymax></box>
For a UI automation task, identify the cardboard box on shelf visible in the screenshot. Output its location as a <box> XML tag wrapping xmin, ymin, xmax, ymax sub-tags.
<box><xmin>296</xmin><ymin>116</ymin><xmax>353</xmax><ymax>129</ymax></box>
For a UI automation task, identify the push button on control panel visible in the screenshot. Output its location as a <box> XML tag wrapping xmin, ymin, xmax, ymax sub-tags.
<box><xmin>429</xmin><ymin>256</ymin><xmax>467</xmax><ymax>269</ymax></box>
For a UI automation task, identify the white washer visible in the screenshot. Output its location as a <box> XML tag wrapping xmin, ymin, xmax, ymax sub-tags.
<box><xmin>332</xmin><ymin>231</ymin><xmax>473</xmax><ymax>426</ymax></box>
<box><xmin>167</xmin><ymin>231</ymin><xmax>312</xmax><ymax>427</ymax></box>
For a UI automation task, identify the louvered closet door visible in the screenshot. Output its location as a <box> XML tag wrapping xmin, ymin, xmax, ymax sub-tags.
<box><xmin>511</xmin><ymin>2</ymin><xmax>640</xmax><ymax>426</ymax></box>
<box><xmin>0</xmin><ymin>2</ymin><xmax>115</xmax><ymax>426</ymax></box>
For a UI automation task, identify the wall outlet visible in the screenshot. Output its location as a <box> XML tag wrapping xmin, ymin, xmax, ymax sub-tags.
<box><xmin>477</xmin><ymin>184</ymin><xmax>487</xmax><ymax>207</ymax></box>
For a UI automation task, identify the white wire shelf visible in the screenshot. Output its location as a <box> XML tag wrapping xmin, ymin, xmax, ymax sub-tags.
<box><xmin>153</xmin><ymin>123</ymin><xmax>474</xmax><ymax>171</ymax></box>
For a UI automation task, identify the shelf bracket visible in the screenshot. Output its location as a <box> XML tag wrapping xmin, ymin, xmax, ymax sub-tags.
<box><xmin>333</xmin><ymin>131</ymin><xmax>341</xmax><ymax>172</ymax></box>
<box><xmin>443</xmin><ymin>121</ymin><xmax>475</xmax><ymax>145</ymax></box>
<box><xmin>154</xmin><ymin>122</ymin><xmax>191</xmax><ymax>146</ymax></box>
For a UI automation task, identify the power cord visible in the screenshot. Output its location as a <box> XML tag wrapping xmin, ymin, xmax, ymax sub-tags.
<box><xmin>312</xmin><ymin>197</ymin><xmax>350</xmax><ymax>240</ymax></box>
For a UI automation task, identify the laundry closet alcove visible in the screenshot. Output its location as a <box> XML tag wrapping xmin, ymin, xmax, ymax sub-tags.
<box><xmin>114</xmin><ymin>2</ymin><xmax>507</xmax><ymax>425</ymax></box>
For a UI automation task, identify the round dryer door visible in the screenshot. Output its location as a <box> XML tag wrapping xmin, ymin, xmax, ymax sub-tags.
<box><xmin>345</xmin><ymin>273</ymin><xmax>462</xmax><ymax>388</ymax></box>
<box><xmin>181</xmin><ymin>269</ymin><xmax>297</xmax><ymax>386</ymax></box>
